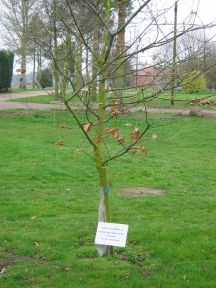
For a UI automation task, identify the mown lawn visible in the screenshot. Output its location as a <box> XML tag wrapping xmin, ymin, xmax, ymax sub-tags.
<box><xmin>10</xmin><ymin>89</ymin><xmax>216</xmax><ymax>110</ymax></box>
<box><xmin>0</xmin><ymin>110</ymin><xmax>216</xmax><ymax>287</ymax></box>
<box><xmin>11</xmin><ymin>94</ymin><xmax>56</xmax><ymax>104</ymax></box>
<box><xmin>11</xmin><ymin>86</ymin><xmax>44</xmax><ymax>93</ymax></box>
<box><xmin>148</xmin><ymin>90</ymin><xmax>216</xmax><ymax>109</ymax></box>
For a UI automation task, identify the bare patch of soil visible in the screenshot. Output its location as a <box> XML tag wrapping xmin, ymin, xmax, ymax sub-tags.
<box><xmin>0</xmin><ymin>254</ymin><xmax>47</xmax><ymax>272</ymax></box>
<box><xmin>0</xmin><ymin>258</ymin><xmax>15</xmax><ymax>271</ymax></box>
<box><xmin>119</xmin><ymin>187</ymin><xmax>164</xmax><ymax>197</ymax></box>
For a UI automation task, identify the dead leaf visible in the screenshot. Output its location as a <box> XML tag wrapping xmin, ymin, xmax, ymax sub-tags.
<box><xmin>131</xmin><ymin>146</ymin><xmax>148</xmax><ymax>155</ymax></box>
<box><xmin>83</xmin><ymin>122</ymin><xmax>93</xmax><ymax>133</ymax></box>
<box><xmin>93</xmin><ymin>135</ymin><xmax>103</xmax><ymax>144</ymax></box>
<box><xmin>64</xmin><ymin>267</ymin><xmax>70</xmax><ymax>272</ymax></box>
<box><xmin>107</xmin><ymin>127</ymin><xmax>119</xmax><ymax>138</ymax></box>
<box><xmin>130</xmin><ymin>128</ymin><xmax>141</xmax><ymax>141</ymax></box>
<box><xmin>75</xmin><ymin>147</ymin><xmax>83</xmax><ymax>152</ymax></box>
<box><xmin>54</xmin><ymin>140</ymin><xmax>64</xmax><ymax>146</ymax></box>
<box><xmin>31</xmin><ymin>216</ymin><xmax>37</xmax><ymax>220</ymax></box>
<box><xmin>60</xmin><ymin>123</ymin><xmax>69</xmax><ymax>129</ymax></box>
<box><xmin>130</xmin><ymin>95</ymin><xmax>137</xmax><ymax>100</ymax></box>
<box><xmin>117</xmin><ymin>137</ymin><xmax>125</xmax><ymax>144</ymax></box>
<box><xmin>140</xmin><ymin>146</ymin><xmax>148</xmax><ymax>155</ymax></box>
<box><xmin>151</xmin><ymin>133</ymin><xmax>158</xmax><ymax>140</ymax></box>
<box><xmin>124</xmin><ymin>123</ymin><xmax>133</xmax><ymax>127</ymax></box>
<box><xmin>33</xmin><ymin>242</ymin><xmax>40</xmax><ymax>248</ymax></box>
<box><xmin>111</xmin><ymin>106</ymin><xmax>119</xmax><ymax>116</ymax></box>
<box><xmin>111</xmin><ymin>99</ymin><xmax>120</xmax><ymax>104</ymax></box>
<box><xmin>131</xmin><ymin>146</ymin><xmax>140</xmax><ymax>153</ymax></box>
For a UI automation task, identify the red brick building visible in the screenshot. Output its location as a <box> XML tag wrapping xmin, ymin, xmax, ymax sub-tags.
<box><xmin>130</xmin><ymin>66</ymin><xmax>170</xmax><ymax>89</ymax></box>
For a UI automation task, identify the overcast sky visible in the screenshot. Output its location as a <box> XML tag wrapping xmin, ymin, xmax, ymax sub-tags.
<box><xmin>129</xmin><ymin>0</ymin><xmax>216</xmax><ymax>65</ymax></box>
<box><xmin>179</xmin><ymin>0</ymin><xmax>216</xmax><ymax>24</ymax></box>
<box><xmin>1</xmin><ymin>0</ymin><xmax>215</xmax><ymax>73</ymax></box>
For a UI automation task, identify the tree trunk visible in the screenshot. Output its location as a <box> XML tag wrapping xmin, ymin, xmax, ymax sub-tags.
<box><xmin>94</xmin><ymin>68</ymin><xmax>113</xmax><ymax>255</ymax></box>
<box><xmin>93</xmin><ymin>0</ymin><xmax>113</xmax><ymax>256</ymax></box>
<box><xmin>61</xmin><ymin>29</ymin><xmax>71</xmax><ymax>99</ymax></box>
<box><xmin>53</xmin><ymin>38</ymin><xmax>59</xmax><ymax>96</ymax></box>
<box><xmin>94</xmin><ymin>146</ymin><xmax>112</xmax><ymax>256</ymax></box>
<box><xmin>53</xmin><ymin>0</ymin><xmax>59</xmax><ymax>98</ymax></box>
<box><xmin>74</xmin><ymin>39</ymin><xmax>83</xmax><ymax>92</ymax></box>
<box><xmin>114</xmin><ymin>0</ymin><xmax>126</xmax><ymax>102</ymax></box>
<box><xmin>91</xmin><ymin>8</ymin><xmax>99</xmax><ymax>102</ymax></box>
<box><xmin>36</xmin><ymin>49</ymin><xmax>42</xmax><ymax>88</ymax></box>
<box><xmin>85</xmin><ymin>38</ymin><xmax>90</xmax><ymax>92</ymax></box>
<box><xmin>32</xmin><ymin>49</ymin><xmax>36</xmax><ymax>89</ymax></box>
<box><xmin>19</xmin><ymin>36</ymin><xmax>27</xmax><ymax>89</ymax></box>
<box><xmin>19</xmin><ymin>0</ymin><xmax>29</xmax><ymax>90</ymax></box>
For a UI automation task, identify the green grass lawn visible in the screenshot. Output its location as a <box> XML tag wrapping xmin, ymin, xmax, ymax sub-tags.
<box><xmin>11</xmin><ymin>94</ymin><xmax>56</xmax><ymax>104</ymax></box>
<box><xmin>11</xmin><ymin>85</ymin><xmax>45</xmax><ymax>93</ymax></box>
<box><xmin>148</xmin><ymin>90</ymin><xmax>216</xmax><ymax>109</ymax></box>
<box><xmin>10</xmin><ymin>89</ymin><xmax>216</xmax><ymax>110</ymax></box>
<box><xmin>0</xmin><ymin>110</ymin><xmax>216</xmax><ymax>287</ymax></box>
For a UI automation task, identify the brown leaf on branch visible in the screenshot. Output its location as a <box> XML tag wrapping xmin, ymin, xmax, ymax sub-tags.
<box><xmin>130</xmin><ymin>95</ymin><xmax>137</xmax><ymax>100</ymax></box>
<box><xmin>140</xmin><ymin>146</ymin><xmax>148</xmax><ymax>155</ymax></box>
<box><xmin>130</xmin><ymin>128</ymin><xmax>141</xmax><ymax>141</ymax></box>
<box><xmin>131</xmin><ymin>146</ymin><xmax>148</xmax><ymax>155</ymax></box>
<box><xmin>112</xmin><ymin>98</ymin><xmax>120</xmax><ymax>104</ymax></box>
<box><xmin>111</xmin><ymin>106</ymin><xmax>119</xmax><ymax>116</ymax></box>
<box><xmin>107</xmin><ymin>127</ymin><xmax>119</xmax><ymax>138</ymax></box>
<box><xmin>54</xmin><ymin>140</ymin><xmax>64</xmax><ymax>146</ymax></box>
<box><xmin>117</xmin><ymin>137</ymin><xmax>125</xmax><ymax>144</ymax></box>
<box><xmin>93</xmin><ymin>135</ymin><xmax>103</xmax><ymax>144</ymax></box>
<box><xmin>83</xmin><ymin>122</ymin><xmax>93</xmax><ymax>133</ymax></box>
<box><xmin>131</xmin><ymin>146</ymin><xmax>140</xmax><ymax>153</ymax></box>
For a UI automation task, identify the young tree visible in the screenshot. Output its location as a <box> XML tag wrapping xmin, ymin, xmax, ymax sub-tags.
<box><xmin>38</xmin><ymin>67</ymin><xmax>53</xmax><ymax>88</ymax></box>
<box><xmin>4</xmin><ymin>0</ymin><xmax>212</xmax><ymax>256</ymax></box>
<box><xmin>181</xmin><ymin>70</ymin><xmax>206</xmax><ymax>93</ymax></box>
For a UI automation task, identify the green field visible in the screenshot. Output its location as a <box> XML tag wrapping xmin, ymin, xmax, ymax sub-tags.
<box><xmin>0</xmin><ymin>110</ymin><xmax>216</xmax><ymax>287</ymax></box>
<box><xmin>11</xmin><ymin>86</ymin><xmax>45</xmax><ymax>93</ymax></box>
<box><xmin>11</xmin><ymin>94</ymin><xmax>56</xmax><ymax>104</ymax></box>
<box><xmin>148</xmin><ymin>90</ymin><xmax>216</xmax><ymax>109</ymax></box>
<box><xmin>10</xmin><ymin>89</ymin><xmax>216</xmax><ymax>110</ymax></box>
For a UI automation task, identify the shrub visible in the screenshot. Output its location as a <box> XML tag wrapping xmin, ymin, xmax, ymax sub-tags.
<box><xmin>181</xmin><ymin>70</ymin><xmax>206</xmax><ymax>93</ymax></box>
<box><xmin>38</xmin><ymin>68</ymin><xmax>53</xmax><ymax>88</ymax></box>
<box><xmin>0</xmin><ymin>50</ymin><xmax>14</xmax><ymax>91</ymax></box>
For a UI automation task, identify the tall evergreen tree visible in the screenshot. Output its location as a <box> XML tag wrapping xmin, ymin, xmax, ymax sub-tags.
<box><xmin>0</xmin><ymin>50</ymin><xmax>14</xmax><ymax>91</ymax></box>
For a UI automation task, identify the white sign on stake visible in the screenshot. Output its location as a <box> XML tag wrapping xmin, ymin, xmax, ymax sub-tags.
<box><xmin>95</xmin><ymin>222</ymin><xmax>128</xmax><ymax>248</ymax></box>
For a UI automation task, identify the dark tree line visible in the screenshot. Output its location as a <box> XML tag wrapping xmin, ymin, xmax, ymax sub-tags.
<box><xmin>0</xmin><ymin>50</ymin><xmax>14</xmax><ymax>91</ymax></box>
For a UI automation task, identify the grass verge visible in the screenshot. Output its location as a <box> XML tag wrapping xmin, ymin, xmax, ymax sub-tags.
<box><xmin>0</xmin><ymin>110</ymin><xmax>216</xmax><ymax>287</ymax></box>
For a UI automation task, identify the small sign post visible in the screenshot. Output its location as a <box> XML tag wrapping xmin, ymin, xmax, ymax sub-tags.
<box><xmin>95</xmin><ymin>222</ymin><xmax>128</xmax><ymax>248</ymax></box>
